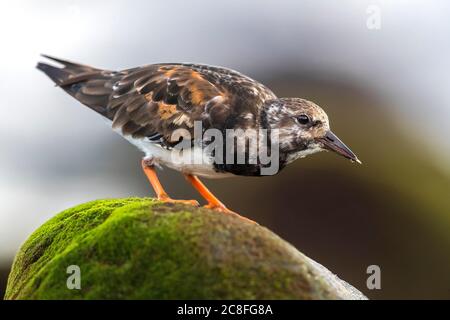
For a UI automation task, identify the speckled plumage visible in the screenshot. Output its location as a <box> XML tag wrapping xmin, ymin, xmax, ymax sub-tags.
<box><xmin>37</xmin><ymin>55</ymin><xmax>360</xmax><ymax>178</ymax></box>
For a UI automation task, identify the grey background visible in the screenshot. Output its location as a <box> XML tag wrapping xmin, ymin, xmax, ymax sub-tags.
<box><xmin>1</xmin><ymin>0</ymin><xmax>450</xmax><ymax>299</ymax></box>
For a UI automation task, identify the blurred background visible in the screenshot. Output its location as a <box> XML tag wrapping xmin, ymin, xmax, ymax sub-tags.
<box><xmin>1</xmin><ymin>0</ymin><xmax>449</xmax><ymax>299</ymax></box>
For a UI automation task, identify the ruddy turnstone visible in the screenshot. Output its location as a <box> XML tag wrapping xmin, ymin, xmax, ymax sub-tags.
<box><xmin>37</xmin><ymin>55</ymin><xmax>360</xmax><ymax>219</ymax></box>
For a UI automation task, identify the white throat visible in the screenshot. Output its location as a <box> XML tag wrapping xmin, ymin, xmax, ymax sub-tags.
<box><xmin>286</xmin><ymin>143</ymin><xmax>324</xmax><ymax>164</ymax></box>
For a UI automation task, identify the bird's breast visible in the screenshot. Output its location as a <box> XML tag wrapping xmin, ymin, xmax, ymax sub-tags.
<box><xmin>122</xmin><ymin>133</ymin><xmax>233</xmax><ymax>179</ymax></box>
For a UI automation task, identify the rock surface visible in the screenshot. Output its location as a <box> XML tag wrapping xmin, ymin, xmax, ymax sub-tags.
<box><xmin>5</xmin><ymin>198</ymin><xmax>367</xmax><ymax>300</ymax></box>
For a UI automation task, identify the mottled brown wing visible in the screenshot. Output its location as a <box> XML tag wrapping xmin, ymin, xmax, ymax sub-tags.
<box><xmin>107</xmin><ymin>64</ymin><xmax>233</xmax><ymax>145</ymax></box>
<box><xmin>38</xmin><ymin>57</ymin><xmax>277</xmax><ymax>147</ymax></box>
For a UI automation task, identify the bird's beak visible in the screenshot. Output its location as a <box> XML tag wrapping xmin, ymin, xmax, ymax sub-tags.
<box><xmin>316</xmin><ymin>131</ymin><xmax>361</xmax><ymax>164</ymax></box>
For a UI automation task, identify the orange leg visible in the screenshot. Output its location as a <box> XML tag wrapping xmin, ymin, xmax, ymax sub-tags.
<box><xmin>184</xmin><ymin>174</ymin><xmax>257</xmax><ymax>224</ymax></box>
<box><xmin>141</xmin><ymin>160</ymin><xmax>199</xmax><ymax>206</ymax></box>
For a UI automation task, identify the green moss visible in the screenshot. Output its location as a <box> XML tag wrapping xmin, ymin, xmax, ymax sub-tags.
<box><xmin>5</xmin><ymin>198</ymin><xmax>366</xmax><ymax>300</ymax></box>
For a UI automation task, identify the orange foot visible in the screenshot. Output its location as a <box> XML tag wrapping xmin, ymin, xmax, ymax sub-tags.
<box><xmin>158</xmin><ymin>196</ymin><xmax>199</xmax><ymax>206</ymax></box>
<box><xmin>204</xmin><ymin>203</ymin><xmax>258</xmax><ymax>225</ymax></box>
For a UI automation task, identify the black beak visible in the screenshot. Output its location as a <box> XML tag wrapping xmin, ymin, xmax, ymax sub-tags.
<box><xmin>317</xmin><ymin>131</ymin><xmax>361</xmax><ymax>164</ymax></box>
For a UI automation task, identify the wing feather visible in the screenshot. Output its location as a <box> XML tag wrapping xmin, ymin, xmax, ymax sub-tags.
<box><xmin>38</xmin><ymin>57</ymin><xmax>277</xmax><ymax>149</ymax></box>
<box><xmin>106</xmin><ymin>65</ymin><xmax>232</xmax><ymax>146</ymax></box>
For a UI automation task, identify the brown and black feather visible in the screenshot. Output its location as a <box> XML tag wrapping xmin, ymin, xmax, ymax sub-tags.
<box><xmin>37</xmin><ymin>55</ymin><xmax>277</xmax><ymax>148</ymax></box>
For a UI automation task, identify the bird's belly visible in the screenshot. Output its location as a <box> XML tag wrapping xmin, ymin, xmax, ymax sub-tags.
<box><xmin>123</xmin><ymin>135</ymin><xmax>233</xmax><ymax>179</ymax></box>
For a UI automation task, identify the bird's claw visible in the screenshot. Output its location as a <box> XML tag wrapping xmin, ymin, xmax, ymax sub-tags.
<box><xmin>158</xmin><ymin>196</ymin><xmax>199</xmax><ymax>207</ymax></box>
<box><xmin>204</xmin><ymin>204</ymin><xmax>258</xmax><ymax>224</ymax></box>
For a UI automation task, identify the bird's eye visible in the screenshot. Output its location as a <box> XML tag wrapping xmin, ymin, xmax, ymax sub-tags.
<box><xmin>296</xmin><ymin>114</ymin><xmax>310</xmax><ymax>125</ymax></box>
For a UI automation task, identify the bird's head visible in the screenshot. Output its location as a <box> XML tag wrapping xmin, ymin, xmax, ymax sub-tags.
<box><xmin>262</xmin><ymin>98</ymin><xmax>361</xmax><ymax>165</ymax></box>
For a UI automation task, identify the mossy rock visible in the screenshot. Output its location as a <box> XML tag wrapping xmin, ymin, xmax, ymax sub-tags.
<box><xmin>4</xmin><ymin>198</ymin><xmax>366</xmax><ymax>300</ymax></box>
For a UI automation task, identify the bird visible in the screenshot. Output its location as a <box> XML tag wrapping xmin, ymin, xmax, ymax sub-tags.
<box><xmin>37</xmin><ymin>55</ymin><xmax>360</xmax><ymax>221</ymax></box>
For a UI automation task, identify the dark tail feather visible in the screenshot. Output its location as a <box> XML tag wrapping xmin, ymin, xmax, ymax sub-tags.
<box><xmin>36</xmin><ymin>61</ymin><xmax>71</xmax><ymax>85</ymax></box>
<box><xmin>40</xmin><ymin>54</ymin><xmax>94</xmax><ymax>70</ymax></box>
<box><xmin>37</xmin><ymin>54</ymin><xmax>116</xmax><ymax>117</ymax></box>
<box><xmin>36</xmin><ymin>54</ymin><xmax>102</xmax><ymax>86</ymax></box>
